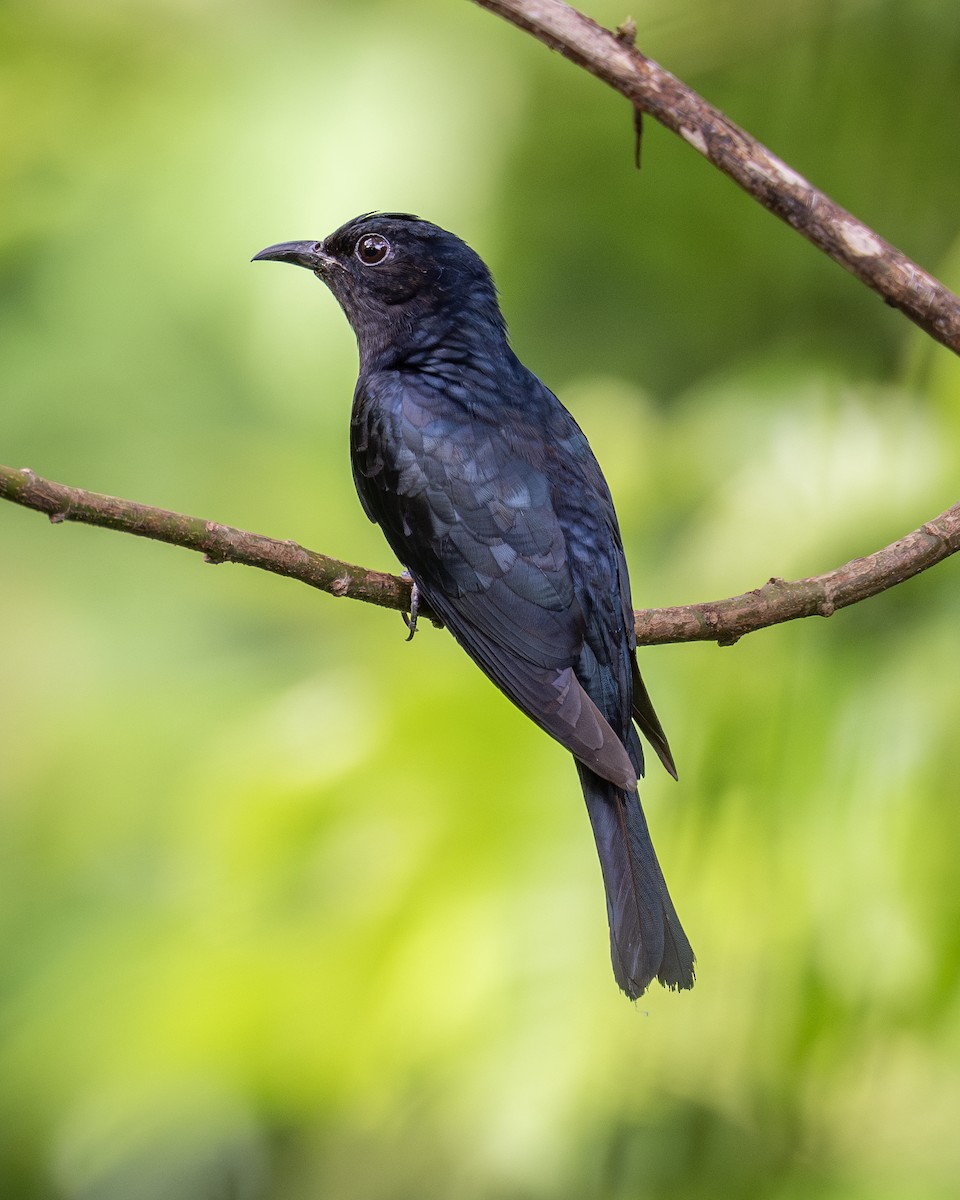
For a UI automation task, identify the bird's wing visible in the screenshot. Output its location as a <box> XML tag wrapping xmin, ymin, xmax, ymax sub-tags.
<box><xmin>552</xmin><ymin>400</ymin><xmax>677</xmax><ymax>780</ymax></box>
<box><xmin>351</xmin><ymin>369</ymin><xmax>637</xmax><ymax>789</ymax></box>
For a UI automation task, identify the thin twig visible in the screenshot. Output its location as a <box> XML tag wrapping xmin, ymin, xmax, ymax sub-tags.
<box><xmin>3</xmin><ymin>464</ymin><xmax>957</xmax><ymax>647</ymax></box>
<box><xmin>470</xmin><ymin>0</ymin><xmax>960</xmax><ymax>356</ymax></box>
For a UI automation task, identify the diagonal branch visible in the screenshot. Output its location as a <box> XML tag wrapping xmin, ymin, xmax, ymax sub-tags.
<box><xmin>3</xmin><ymin>463</ymin><xmax>957</xmax><ymax>647</ymax></box>
<box><xmin>634</xmin><ymin>504</ymin><xmax>960</xmax><ymax>645</ymax></box>
<box><xmin>470</xmin><ymin>0</ymin><xmax>960</xmax><ymax>356</ymax></box>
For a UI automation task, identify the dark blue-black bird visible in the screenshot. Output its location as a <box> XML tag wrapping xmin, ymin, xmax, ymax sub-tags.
<box><xmin>254</xmin><ymin>214</ymin><xmax>694</xmax><ymax>998</ymax></box>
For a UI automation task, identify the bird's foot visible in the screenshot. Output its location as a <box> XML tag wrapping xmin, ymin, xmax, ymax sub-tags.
<box><xmin>400</xmin><ymin>570</ymin><xmax>419</xmax><ymax>641</ymax></box>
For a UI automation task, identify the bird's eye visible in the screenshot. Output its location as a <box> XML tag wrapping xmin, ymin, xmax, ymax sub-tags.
<box><xmin>356</xmin><ymin>234</ymin><xmax>390</xmax><ymax>265</ymax></box>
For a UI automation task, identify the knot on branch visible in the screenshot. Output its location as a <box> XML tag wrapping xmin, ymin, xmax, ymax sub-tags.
<box><xmin>202</xmin><ymin>520</ymin><xmax>229</xmax><ymax>564</ymax></box>
<box><xmin>921</xmin><ymin>518</ymin><xmax>950</xmax><ymax>544</ymax></box>
<box><xmin>614</xmin><ymin>18</ymin><xmax>637</xmax><ymax>47</ymax></box>
<box><xmin>816</xmin><ymin>583</ymin><xmax>838</xmax><ymax>618</ymax></box>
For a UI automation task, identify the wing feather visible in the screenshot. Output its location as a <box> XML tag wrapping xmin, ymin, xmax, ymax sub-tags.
<box><xmin>350</xmin><ymin>367</ymin><xmax>669</xmax><ymax>782</ymax></box>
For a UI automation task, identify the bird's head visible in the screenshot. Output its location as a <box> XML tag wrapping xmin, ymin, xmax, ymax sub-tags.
<box><xmin>253</xmin><ymin>213</ymin><xmax>503</xmax><ymax>366</ymax></box>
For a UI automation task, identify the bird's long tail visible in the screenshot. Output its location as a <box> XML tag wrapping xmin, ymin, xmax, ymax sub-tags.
<box><xmin>577</xmin><ymin>757</ymin><xmax>694</xmax><ymax>998</ymax></box>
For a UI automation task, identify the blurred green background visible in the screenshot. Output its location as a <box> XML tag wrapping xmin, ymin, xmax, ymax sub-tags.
<box><xmin>2</xmin><ymin>1</ymin><xmax>960</xmax><ymax>1196</ymax></box>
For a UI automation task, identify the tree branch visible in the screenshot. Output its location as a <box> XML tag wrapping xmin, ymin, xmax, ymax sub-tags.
<box><xmin>634</xmin><ymin>505</ymin><xmax>960</xmax><ymax>645</ymax></box>
<box><xmin>3</xmin><ymin>463</ymin><xmax>957</xmax><ymax>647</ymax></box>
<box><xmin>470</xmin><ymin>0</ymin><xmax>960</xmax><ymax>357</ymax></box>
<box><xmin>0</xmin><ymin>464</ymin><xmax>413</xmax><ymax>618</ymax></box>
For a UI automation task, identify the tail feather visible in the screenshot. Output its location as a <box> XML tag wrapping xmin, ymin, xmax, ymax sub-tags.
<box><xmin>577</xmin><ymin>762</ymin><xmax>694</xmax><ymax>998</ymax></box>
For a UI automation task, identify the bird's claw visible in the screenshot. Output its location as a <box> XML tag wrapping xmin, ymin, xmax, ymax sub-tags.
<box><xmin>400</xmin><ymin>570</ymin><xmax>419</xmax><ymax>641</ymax></box>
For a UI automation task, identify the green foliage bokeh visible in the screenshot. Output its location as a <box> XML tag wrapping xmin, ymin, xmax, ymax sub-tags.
<box><xmin>2</xmin><ymin>1</ymin><xmax>960</xmax><ymax>1197</ymax></box>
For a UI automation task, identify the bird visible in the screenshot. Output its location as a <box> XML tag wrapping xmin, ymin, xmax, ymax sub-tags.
<box><xmin>253</xmin><ymin>213</ymin><xmax>694</xmax><ymax>999</ymax></box>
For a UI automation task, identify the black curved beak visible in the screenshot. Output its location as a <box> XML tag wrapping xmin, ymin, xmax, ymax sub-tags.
<box><xmin>251</xmin><ymin>240</ymin><xmax>333</xmax><ymax>273</ymax></box>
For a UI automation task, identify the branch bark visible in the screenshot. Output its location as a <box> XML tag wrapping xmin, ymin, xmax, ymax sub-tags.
<box><xmin>0</xmin><ymin>464</ymin><xmax>412</xmax><ymax>618</ymax></box>
<box><xmin>470</xmin><ymin>0</ymin><xmax>960</xmax><ymax>357</ymax></box>
<box><xmin>3</xmin><ymin>464</ymin><xmax>957</xmax><ymax>647</ymax></box>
